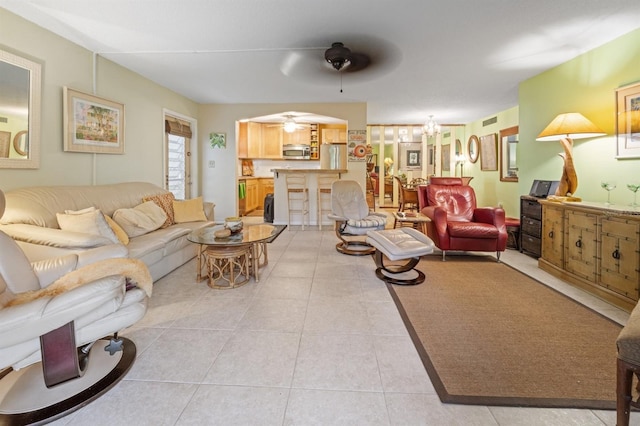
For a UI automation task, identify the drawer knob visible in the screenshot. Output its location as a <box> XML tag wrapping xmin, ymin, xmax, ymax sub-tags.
<box><xmin>575</xmin><ymin>239</ymin><xmax>582</xmax><ymax>248</ymax></box>
<box><xmin>548</xmin><ymin>231</ymin><xmax>554</xmax><ymax>238</ymax></box>
<box><xmin>612</xmin><ymin>249</ymin><xmax>621</xmax><ymax>260</ymax></box>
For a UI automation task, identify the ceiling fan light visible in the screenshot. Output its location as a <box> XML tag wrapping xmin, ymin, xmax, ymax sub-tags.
<box><xmin>283</xmin><ymin>117</ymin><xmax>297</xmax><ymax>133</ymax></box>
<box><xmin>325</xmin><ymin>42</ymin><xmax>352</xmax><ymax>71</ymax></box>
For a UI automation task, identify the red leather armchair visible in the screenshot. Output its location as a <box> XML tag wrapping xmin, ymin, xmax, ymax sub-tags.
<box><xmin>417</xmin><ymin>177</ymin><xmax>507</xmax><ymax>260</ymax></box>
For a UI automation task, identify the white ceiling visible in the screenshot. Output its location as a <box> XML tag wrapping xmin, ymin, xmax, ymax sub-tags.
<box><xmin>3</xmin><ymin>0</ymin><xmax>640</xmax><ymax>125</ymax></box>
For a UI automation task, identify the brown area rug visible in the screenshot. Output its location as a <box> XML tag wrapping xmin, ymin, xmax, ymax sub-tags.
<box><xmin>387</xmin><ymin>255</ymin><xmax>622</xmax><ymax>409</ymax></box>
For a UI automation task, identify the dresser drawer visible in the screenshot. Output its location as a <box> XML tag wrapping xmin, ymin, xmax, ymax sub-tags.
<box><xmin>521</xmin><ymin>234</ymin><xmax>541</xmax><ymax>257</ymax></box>
<box><xmin>521</xmin><ymin>199</ymin><xmax>542</xmax><ymax>220</ymax></box>
<box><xmin>521</xmin><ymin>216</ymin><xmax>542</xmax><ymax>237</ymax></box>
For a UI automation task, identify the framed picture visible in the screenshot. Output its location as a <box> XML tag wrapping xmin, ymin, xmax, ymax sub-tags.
<box><xmin>407</xmin><ymin>149</ymin><xmax>421</xmax><ymax>167</ymax></box>
<box><xmin>63</xmin><ymin>87</ymin><xmax>125</xmax><ymax>154</ymax></box>
<box><xmin>210</xmin><ymin>132</ymin><xmax>226</xmax><ymax>148</ymax></box>
<box><xmin>441</xmin><ymin>145</ymin><xmax>450</xmax><ymax>171</ymax></box>
<box><xmin>616</xmin><ymin>82</ymin><xmax>640</xmax><ymax>159</ymax></box>
<box><xmin>479</xmin><ymin>133</ymin><xmax>498</xmax><ymax>171</ymax></box>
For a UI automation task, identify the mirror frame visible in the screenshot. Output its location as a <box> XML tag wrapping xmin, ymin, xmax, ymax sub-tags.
<box><xmin>499</xmin><ymin>126</ymin><xmax>519</xmax><ymax>182</ymax></box>
<box><xmin>0</xmin><ymin>48</ymin><xmax>41</xmax><ymax>169</ymax></box>
<box><xmin>467</xmin><ymin>135</ymin><xmax>479</xmax><ymax>163</ymax></box>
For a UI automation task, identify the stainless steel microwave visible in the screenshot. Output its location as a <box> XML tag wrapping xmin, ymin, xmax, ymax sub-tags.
<box><xmin>282</xmin><ymin>144</ymin><xmax>310</xmax><ymax>160</ymax></box>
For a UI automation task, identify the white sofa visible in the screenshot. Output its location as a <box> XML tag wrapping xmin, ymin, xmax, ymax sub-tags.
<box><xmin>0</xmin><ymin>182</ymin><xmax>215</xmax><ymax>281</ymax></box>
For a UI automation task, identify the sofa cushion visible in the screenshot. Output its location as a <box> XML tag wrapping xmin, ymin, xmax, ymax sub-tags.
<box><xmin>112</xmin><ymin>201</ymin><xmax>168</xmax><ymax>238</ymax></box>
<box><xmin>143</xmin><ymin>193</ymin><xmax>176</xmax><ymax>228</ymax></box>
<box><xmin>173</xmin><ymin>197</ymin><xmax>207</xmax><ymax>223</ymax></box>
<box><xmin>104</xmin><ymin>215</ymin><xmax>129</xmax><ymax>245</ymax></box>
<box><xmin>56</xmin><ymin>208</ymin><xmax>119</xmax><ymax>244</ymax></box>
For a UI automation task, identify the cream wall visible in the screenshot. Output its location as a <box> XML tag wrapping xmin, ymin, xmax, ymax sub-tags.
<box><xmin>518</xmin><ymin>28</ymin><xmax>640</xmax><ymax>205</ymax></box>
<box><xmin>198</xmin><ymin>103</ymin><xmax>367</xmax><ymax>220</ymax></box>
<box><xmin>0</xmin><ymin>9</ymin><xmax>199</xmax><ymax>193</ymax></box>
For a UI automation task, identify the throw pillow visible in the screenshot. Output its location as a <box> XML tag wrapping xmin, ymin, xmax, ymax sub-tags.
<box><xmin>143</xmin><ymin>192</ymin><xmax>175</xmax><ymax>228</ymax></box>
<box><xmin>56</xmin><ymin>208</ymin><xmax>119</xmax><ymax>244</ymax></box>
<box><xmin>104</xmin><ymin>215</ymin><xmax>129</xmax><ymax>245</ymax></box>
<box><xmin>173</xmin><ymin>197</ymin><xmax>207</xmax><ymax>223</ymax></box>
<box><xmin>112</xmin><ymin>201</ymin><xmax>168</xmax><ymax>238</ymax></box>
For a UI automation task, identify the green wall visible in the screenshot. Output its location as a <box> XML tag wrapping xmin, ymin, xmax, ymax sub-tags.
<box><xmin>518</xmin><ymin>28</ymin><xmax>640</xmax><ymax>206</ymax></box>
<box><xmin>463</xmin><ymin>106</ymin><xmax>520</xmax><ymax>216</ymax></box>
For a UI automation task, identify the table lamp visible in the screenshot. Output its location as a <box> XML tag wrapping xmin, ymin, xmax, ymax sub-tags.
<box><xmin>536</xmin><ymin>112</ymin><xmax>605</xmax><ymax>201</ymax></box>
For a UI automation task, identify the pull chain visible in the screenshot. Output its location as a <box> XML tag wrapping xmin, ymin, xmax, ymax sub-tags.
<box><xmin>340</xmin><ymin>73</ymin><xmax>343</xmax><ymax>93</ymax></box>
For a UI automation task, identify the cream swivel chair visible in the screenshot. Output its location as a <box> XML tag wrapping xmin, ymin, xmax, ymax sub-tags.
<box><xmin>316</xmin><ymin>173</ymin><xmax>340</xmax><ymax>230</ymax></box>
<box><xmin>328</xmin><ymin>180</ymin><xmax>387</xmax><ymax>255</ymax></box>
<box><xmin>286</xmin><ymin>173</ymin><xmax>310</xmax><ymax>230</ymax></box>
<box><xmin>0</xmin><ymin>189</ymin><xmax>151</xmax><ymax>424</ymax></box>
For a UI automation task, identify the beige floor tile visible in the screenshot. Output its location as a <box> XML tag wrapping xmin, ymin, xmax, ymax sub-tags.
<box><xmin>284</xmin><ymin>389</ymin><xmax>389</xmax><ymax>425</ymax></box>
<box><xmin>67</xmin><ymin>381</ymin><xmax>198</xmax><ymax>426</ymax></box>
<box><xmin>203</xmin><ymin>330</ymin><xmax>300</xmax><ymax>387</ymax></box>
<box><xmin>292</xmin><ymin>333</ymin><xmax>382</xmax><ymax>391</ymax></box>
<box><xmin>127</xmin><ymin>328</ymin><xmax>231</xmax><ymax>383</ymax></box>
<box><xmin>304</xmin><ymin>298</ymin><xmax>372</xmax><ymax>334</ymax></box>
<box><xmin>237</xmin><ymin>297</ymin><xmax>308</xmax><ymax>332</ymax></box>
<box><xmin>373</xmin><ymin>335</ymin><xmax>434</xmax><ymax>393</ymax></box>
<box><xmin>254</xmin><ymin>275</ymin><xmax>313</xmax><ymax>300</ymax></box>
<box><xmin>176</xmin><ymin>385</ymin><xmax>289</xmax><ymax>425</ymax></box>
<box><xmin>489</xmin><ymin>406</ymin><xmax>608</xmax><ymax>425</ymax></box>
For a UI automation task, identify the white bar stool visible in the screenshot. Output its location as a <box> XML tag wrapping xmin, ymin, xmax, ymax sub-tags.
<box><xmin>317</xmin><ymin>173</ymin><xmax>339</xmax><ymax>230</ymax></box>
<box><xmin>286</xmin><ymin>173</ymin><xmax>309</xmax><ymax>230</ymax></box>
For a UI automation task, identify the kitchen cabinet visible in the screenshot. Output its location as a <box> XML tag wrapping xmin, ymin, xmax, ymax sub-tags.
<box><xmin>237</xmin><ymin>122</ymin><xmax>282</xmax><ymax>159</ymax></box>
<box><xmin>283</xmin><ymin>127</ymin><xmax>311</xmax><ymax>146</ymax></box>
<box><xmin>258</xmin><ymin>178</ymin><xmax>274</xmax><ymax>202</ymax></box>
<box><xmin>238</xmin><ymin>122</ymin><xmax>262</xmax><ymax>159</ymax></box>
<box><xmin>538</xmin><ymin>201</ymin><xmax>640</xmax><ymax>312</ymax></box>
<box><xmin>261</xmin><ymin>125</ymin><xmax>283</xmax><ymax>159</ymax></box>
<box><xmin>321</xmin><ymin>127</ymin><xmax>347</xmax><ymax>143</ymax></box>
<box><xmin>520</xmin><ymin>196</ymin><xmax>542</xmax><ymax>258</ymax></box>
<box><xmin>245</xmin><ymin>179</ymin><xmax>259</xmax><ymax>213</ymax></box>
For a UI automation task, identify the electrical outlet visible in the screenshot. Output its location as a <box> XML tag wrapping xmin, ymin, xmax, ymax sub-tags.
<box><xmin>208</xmin><ymin>160</ymin><xmax>215</xmax><ymax>168</ymax></box>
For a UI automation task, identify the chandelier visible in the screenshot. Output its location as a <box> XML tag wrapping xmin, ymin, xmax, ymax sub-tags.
<box><xmin>423</xmin><ymin>115</ymin><xmax>441</xmax><ymax>137</ymax></box>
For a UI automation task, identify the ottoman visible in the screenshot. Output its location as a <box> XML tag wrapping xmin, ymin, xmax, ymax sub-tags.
<box><xmin>366</xmin><ymin>227</ymin><xmax>435</xmax><ymax>285</ymax></box>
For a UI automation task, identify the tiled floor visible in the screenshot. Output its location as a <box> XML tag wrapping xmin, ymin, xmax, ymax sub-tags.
<box><xmin>52</xmin><ymin>214</ymin><xmax>636</xmax><ymax>425</ymax></box>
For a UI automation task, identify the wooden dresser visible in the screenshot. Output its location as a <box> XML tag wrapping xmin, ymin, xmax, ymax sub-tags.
<box><xmin>538</xmin><ymin>200</ymin><xmax>640</xmax><ymax>312</ymax></box>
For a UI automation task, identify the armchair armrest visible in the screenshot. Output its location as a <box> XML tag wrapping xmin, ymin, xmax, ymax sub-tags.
<box><xmin>474</xmin><ymin>207</ymin><xmax>506</xmax><ymax>228</ymax></box>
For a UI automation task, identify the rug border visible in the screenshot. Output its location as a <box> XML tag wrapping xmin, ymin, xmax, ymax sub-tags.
<box><xmin>386</xmin><ymin>254</ymin><xmax>619</xmax><ymax>410</ymax></box>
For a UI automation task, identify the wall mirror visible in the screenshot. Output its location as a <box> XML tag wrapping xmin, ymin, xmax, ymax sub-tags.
<box><xmin>467</xmin><ymin>135</ymin><xmax>479</xmax><ymax>163</ymax></box>
<box><xmin>499</xmin><ymin>126</ymin><xmax>519</xmax><ymax>182</ymax></box>
<box><xmin>0</xmin><ymin>48</ymin><xmax>41</xmax><ymax>169</ymax></box>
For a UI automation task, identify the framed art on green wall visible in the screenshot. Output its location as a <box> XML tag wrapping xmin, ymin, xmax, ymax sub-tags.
<box><xmin>616</xmin><ymin>81</ymin><xmax>640</xmax><ymax>159</ymax></box>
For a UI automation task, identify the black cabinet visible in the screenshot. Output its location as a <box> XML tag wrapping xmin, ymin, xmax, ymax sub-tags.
<box><xmin>520</xmin><ymin>196</ymin><xmax>542</xmax><ymax>258</ymax></box>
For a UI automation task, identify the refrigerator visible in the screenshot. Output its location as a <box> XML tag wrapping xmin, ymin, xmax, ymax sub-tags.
<box><xmin>320</xmin><ymin>143</ymin><xmax>347</xmax><ymax>170</ymax></box>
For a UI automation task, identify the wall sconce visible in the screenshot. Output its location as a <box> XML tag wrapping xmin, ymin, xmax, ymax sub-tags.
<box><xmin>455</xmin><ymin>154</ymin><xmax>466</xmax><ymax>177</ymax></box>
<box><xmin>536</xmin><ymin>112</ymin><xmax>605</xmax><ymax>200</ymax></box>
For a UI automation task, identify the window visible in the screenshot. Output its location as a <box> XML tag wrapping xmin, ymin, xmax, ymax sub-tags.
<box><xmin>164</xmin><ymin>115</ymin><xmax>193</xmax><ymax>199</ymax></box>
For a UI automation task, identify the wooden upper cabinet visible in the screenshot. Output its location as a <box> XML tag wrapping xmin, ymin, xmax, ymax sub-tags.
<box><xmin>237</xmin><ymin>122</ymin><xmax>248</xmax><ymax>158</ymax></box>
<box><xmin>283</xmin><ymin>127</ymin><xmax>311</xmax><ymax>145</ymax></box>
<box><xmin>321</xmin><ymin>128</ymin><xmax>347</xmax><ymax>143</ymax></box>
<box><xmin>260</xmin><ymin>125</ymin><xmax>283</xmax><ymax>159</ymax></box>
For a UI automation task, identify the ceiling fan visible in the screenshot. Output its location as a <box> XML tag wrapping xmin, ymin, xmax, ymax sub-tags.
<box><xmin>267</xmin><ymin>114</ymin><xmax>313</xmax><ymax>133</ymax></box>
<box><xmin>279</xmin><ymin>36</ymin><xmax>400</xmax><ymax>86</ymax></box>
<box><xmin>324</xmin><ymin>42</ymin><xmax>371</xmax><ymax>73</ymax></box>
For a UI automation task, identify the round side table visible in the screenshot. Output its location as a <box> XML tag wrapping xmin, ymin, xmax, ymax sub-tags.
<box><xmin>204</xmin><ymin>244</ymin><xmax>251</xmax><ymax>289</ymax></box>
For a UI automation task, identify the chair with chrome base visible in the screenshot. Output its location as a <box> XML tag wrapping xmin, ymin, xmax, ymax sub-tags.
<box><xmin>328</xmin><ymin>180</ymin><xmax>387</xmax><ymax>256</ymax></box>
<box><xmin>0</xmin><ymin>189</ymin><xmax>151</xmax><ymax>424</ymax></box>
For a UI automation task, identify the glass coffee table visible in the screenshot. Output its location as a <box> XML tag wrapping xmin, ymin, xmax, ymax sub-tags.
<box><xmin>188</xmin><ymin>223</ymin><xmax>287</xmax><ymax>286</ymax></box>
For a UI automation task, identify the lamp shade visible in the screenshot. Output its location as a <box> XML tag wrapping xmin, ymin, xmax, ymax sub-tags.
<box><xmin>536</xmin><ymin>112</ymin><xmax>605</xmax><ymax>141</ymax></box>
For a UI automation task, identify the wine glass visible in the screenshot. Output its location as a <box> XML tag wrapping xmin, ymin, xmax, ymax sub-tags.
<box><xmin>627</xmin><ymin>183</ymin><xmax>640</xmax><ymax>207</ymax></box>
<box><xmin>601</xmin><ymin>181</ymin><xmax>617</xmax><ymax>206</ymax></box>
